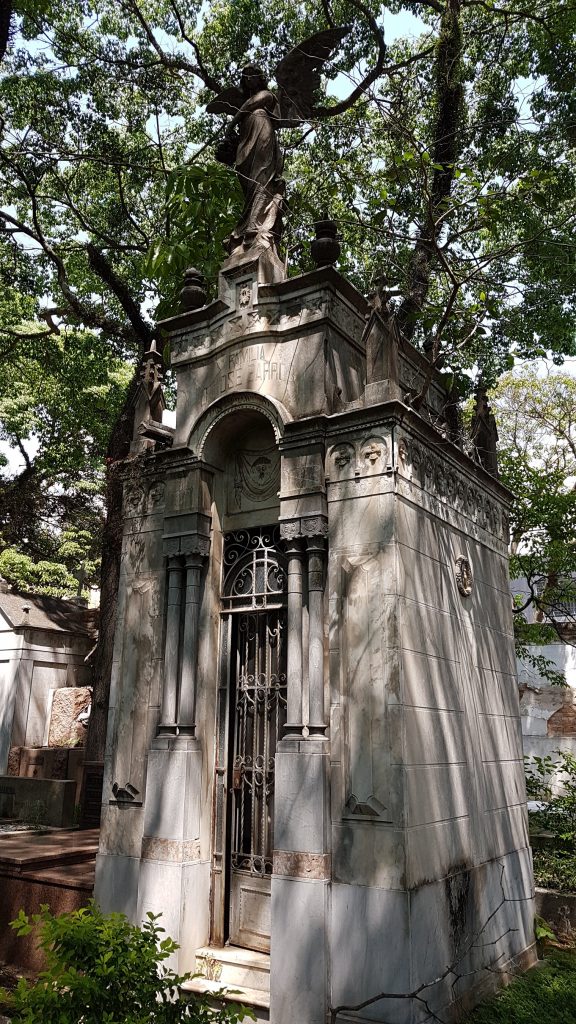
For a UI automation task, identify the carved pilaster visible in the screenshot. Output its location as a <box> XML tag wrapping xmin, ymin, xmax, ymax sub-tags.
<box><xmin>306</xmin><ymin>536</ymin><xmax>327</xmax><ymax>738</ymax></box>
<box><xmin>157</xmin><ymin>556</ymin><xmax>184</xmax><ymax>740</ymax></box>
<box><xmin>156</xmin><ymin>523</ymin><xmax>211</xmax><ymax>748</ymax></box>
<box><xmin>175</xmin><ymin>550</ymin><xmax>206</xmax><ymax>743</ymax></box>
<box><xmin>283</xmin><ymin>539</ymin><xmax>305</xmax><ymax>738</ymax></box>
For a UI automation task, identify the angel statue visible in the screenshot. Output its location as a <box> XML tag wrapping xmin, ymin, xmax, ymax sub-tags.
<box><xmin>207</xmin><ymin>27</ymin><xmax>352</xmax><ymax>257</ymax></box>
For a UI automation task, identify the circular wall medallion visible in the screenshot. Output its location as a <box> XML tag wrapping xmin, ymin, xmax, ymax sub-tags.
<box><xmin>455</xmin><ymin>556</ymin><xmax>473</xmax><ymax>596</ymax></box>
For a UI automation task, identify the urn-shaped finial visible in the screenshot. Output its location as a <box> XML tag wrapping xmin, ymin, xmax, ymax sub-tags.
<box><xmin>310</xmin><ymin>219</ymin><xmax>341</xmax><ymax>268</ymax></box>
<box><xmin>180</xmin><ymin>267</ymin><xmax>206</xmax><ymax>312</ymax></box>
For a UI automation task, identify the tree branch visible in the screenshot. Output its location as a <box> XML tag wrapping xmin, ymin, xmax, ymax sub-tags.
<box><xmin>397</xmin><ymin>0</ymin><xmax>464</xmax><ymax>338</ymax></box>
<box><xmin>86</xmin><ymin>244</ymin><xmax>154</xmax><ymax>349</ymax></box>
<box><xmin>314</xmin><ymin>0</ymin><xmax>387</xmax><ymax>118</ymax></box>
<box><xmin>124</xmin><ymin>0</ymin><xmax>222</xmax><ymax>92</ymax></box>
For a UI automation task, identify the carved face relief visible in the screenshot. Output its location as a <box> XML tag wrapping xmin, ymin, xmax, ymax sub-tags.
<box><xmin>397</xmin><ymin>437</ymin><xmax>409</xmax><ymax>468</ymax></box>
<box><xmin>147</xmin><ymin>481</ymin><xmax>165</xmax><ymax>509</ymax></box>
<box><xmin>123</xmin><ymin>481</ymin><xmax>145</xmax><ymax>515</ymax></box>
<box><xmin>334</xmin><ymin>447</ymin><xmax>351</xmax><ymax>467</ymax></box>
<box><xmin>329</xmin><ymin>442</ymin><xmax>355</xmax><ymax>478</ymax></box>
<box><xmin>364</xmin><ymin>443</ymin><xmax>382</xmax><ymax>464</ymax></box>
<box><xmin>455</xmin><ymin>555</ymin><xmax>473</xmax><ymax>596</ymax></box>
<box><xmin>360</xmin><ymin>436</ymin><xmax>388</xmax><ymax>474</ymax></box>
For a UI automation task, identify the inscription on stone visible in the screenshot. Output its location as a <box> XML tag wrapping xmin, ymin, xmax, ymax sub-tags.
<box><xmin>201</xmin><ymin>345</ymin><xmax>295</xmax><ymax>405</ymax></box>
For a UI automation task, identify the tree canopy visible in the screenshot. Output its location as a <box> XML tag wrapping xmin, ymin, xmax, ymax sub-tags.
<box><xmin>1</xmin><ymin>0</ymin><xmax>575</xmax><ymax>378</ymax></box>
<box><xmin>1</xmin><ymin>1</ymin><xmax>575</xmax><ymax>765</ymax></box>
<box><xmin>492</xmin><ymin>366</ymin><xmax>576</xmax><ymax>684</ymax></box>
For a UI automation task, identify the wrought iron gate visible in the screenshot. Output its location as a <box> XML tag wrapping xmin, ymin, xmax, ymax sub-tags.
<box><xmin>219</xmin><ymin>527</ymin><xmax>287</xmax><ymax>951</ymax></box>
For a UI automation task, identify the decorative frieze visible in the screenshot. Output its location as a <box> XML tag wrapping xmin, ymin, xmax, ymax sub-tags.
<box><xmin>273</xmin><ymin>850</ymin><xmax>331</xmax><ymax>880</ymax></box>
<box><xmin>280</xmin><ymin>515</ymin><xmax>329</xmax><ymax>541</ymax></box>
<box><xmin>396</xmin><ymin>433</ymin><xmax>509</xmax><ymax>542</ymax></box>
<box><xmin>141</xmin><ymin>837</ymin><xmax>201</xmax><ymax>863</ymax></box>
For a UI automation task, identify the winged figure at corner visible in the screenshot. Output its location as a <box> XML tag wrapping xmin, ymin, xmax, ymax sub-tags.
<box><xmin>207</xmin><ymin>27</ymin><xmax>351</xmax><ymax>257</ymax></box>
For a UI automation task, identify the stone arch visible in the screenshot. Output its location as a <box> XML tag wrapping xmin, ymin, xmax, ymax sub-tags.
<box><xmin>188</xmin><ymin>391</ymin><xmax>290</xmax><ymax>462</ymax></box>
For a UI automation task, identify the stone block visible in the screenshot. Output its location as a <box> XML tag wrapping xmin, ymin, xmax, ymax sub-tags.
<box><xmin>271</xmin><ymin>877</ymin><xmax>329</xmax><ymax>1024</ymax></box>
<box><xmin>482</xmin><ymin>760</ymin><xmax>526</xmax><ymax>811</ymax></box>
<box><xmin>483</xmin><ymin>803</ymin><xmax>530</xmax><ymax>860</ymax></box>
<box><xmin>0</xmin><ymin>775</ymin><xmax>75</xmax><ymax>826</ymax></box>
<box><xmin>402</xmin><ymin>706</ymin><xmax>468</xmax><ymax>766</ymax></box>
<box><xmin>405</xmin><ymin>817</ymin><xmax>475</xmax><ymax>889</ymax></box>
<box><xmin>274</xmin><ymin>750</ymin><xmax>329</xmax><ymax>854</ymax></box>
<box><xmin>331</xmin><ymin>822</ymin><xmax>406</xmax><ymax>889</ymax></box>
<box><xmin>401</xmin><ymin>648</ymin><xmax>463</xmax><ymax>712</ymax></box>
<box><xmin>94</xmin><ymin>852</ymin><xmax>140</xmax><ymax>920</ymax></box>
<box><xmin>137</xmin><ymin>858</ymin><xmax>210</xmax><ymax>972</ymax></box>
<box><xmin>98</xmin><ymin>801</ymin><xmax>145</xmax><ymax>859</ymax></box>
<box><xmin>478</xmin><ymin>713</ymin><xmax>523</xmax><ymax>763</ymax></box>
<box><xmin>47</xmin><ymin>686</ymin><xmax>91</xmax><ymax>747</ymax></box>
<box><xmin>330</xmin><ymin>883</ymin><xmax>411</xmax><ymax>1023</ymax></box>
<box><xmin>142</xmin><ymin>747</ymin><xmax>202</xmax><ymax>843</ymax></box>
<box><xmin>406</xmin><ymin>764</ymin><xmax>472</xmax><ymax>827</ymax></box>
<box><xmin>477</xmin><ymin>667</ymin><xmax>520</xmax><ymax>718</ymax></box>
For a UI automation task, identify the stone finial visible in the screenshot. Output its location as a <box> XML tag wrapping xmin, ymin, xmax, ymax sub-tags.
<box><xmin>180</xmin><ymin>267</ymin><xmax>207</xmax><ymax>312</ymax></box>
<box><xmin>470</xmin><ymin>383</ymin><xmax>499</xmax><ymax>477</ymax></box>
<box><xmin>141</xmin><ymin>338</ymin><xmax>165</xmax><ymax>415</ymax></box>
<box><xmin>310</xmin><ymin>219</ymin><xmax>341</xmax><ymax>268</ymax></box>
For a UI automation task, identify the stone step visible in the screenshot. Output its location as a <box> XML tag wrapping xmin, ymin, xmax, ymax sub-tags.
<box><xmin>194</xmin><ymin>945</ymin><xmax>270</xmax><ymax>993</ymax></box>
<box><xmin>181</xmin><ymin>977</ymin><xmax>269</xmax><ymax>1024</ymax></box>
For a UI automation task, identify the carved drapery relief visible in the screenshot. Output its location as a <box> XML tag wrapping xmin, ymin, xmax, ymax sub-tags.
<box><xmin>340</xmin><ymin>555</ymin><xmax>391</xmax><ymax>821</ymax></box>
<box><xmin>232</xmin><ymin>446</ymin><xmax>280</xmax><ymax>510</ymax></box>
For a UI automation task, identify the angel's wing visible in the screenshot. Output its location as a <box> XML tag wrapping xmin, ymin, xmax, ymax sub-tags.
<box><xmin>275</xmin><ymin>26</ymin><xmax>351</xmax><ymax>122</ymax></box>
<box><xmin>206</xmin><ymin>86</ymin><xmax>245</xmax><ymax>115</ymax></box>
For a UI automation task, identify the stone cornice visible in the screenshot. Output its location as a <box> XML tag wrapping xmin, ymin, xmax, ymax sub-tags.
<box><xmin>323</xmin><ymin>399</ymin><xmax>512</xmax><ymax>506</ymax></box>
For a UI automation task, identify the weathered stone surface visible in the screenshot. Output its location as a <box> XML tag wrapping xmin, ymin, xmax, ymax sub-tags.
<box><xmin>0</xmin><ymin>775</ymin><xmax>75</xmax><ymax>826</ymax></box>
<box><xmin>7</xmin><ymin>747</ymin><xmax>20</xmax><ymax>776</ymax></box>
<box><xmin>96</xmin><ymin>251</ymin><xmax>534</xmax><ymax>1024</ymax></box>
<box><xmin>47</xmin><ymin>686</ymin><xmax>91</xmax><ymax>747</ymax></box>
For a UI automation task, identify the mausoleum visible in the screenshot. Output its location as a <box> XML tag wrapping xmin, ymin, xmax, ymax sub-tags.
<box><xmin>95</xmin><ymin>239</ymin><xmax>535</xmax><ymax>1022</ymax></box>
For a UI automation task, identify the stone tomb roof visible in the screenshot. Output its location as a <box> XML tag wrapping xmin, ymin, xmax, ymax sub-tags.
<box><xmin>0</xmin><ymin>582</ymin><xmax>98</xmax><ymax>636</ymax></box>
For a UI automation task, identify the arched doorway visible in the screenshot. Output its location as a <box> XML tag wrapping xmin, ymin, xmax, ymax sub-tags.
<box><xmin>221</xmin><ymin>526</ymin><xmax>287</xmax><ymax>950</ymax></box>
<box><xmin>199</xmin><ymin>403</ymin><xmax>285</xmax><ymax>952</ymax></box>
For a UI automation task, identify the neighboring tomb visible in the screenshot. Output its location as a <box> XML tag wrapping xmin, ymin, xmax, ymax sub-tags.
<box><xmin>94</xmin><ymin>244</ymin><xmax>535</xmax><ymax>1024</ymax></box>
<box><xmin>0</xmin><ymin>585</ymin><xmax>96</xmax><ymax>813</ymax></box>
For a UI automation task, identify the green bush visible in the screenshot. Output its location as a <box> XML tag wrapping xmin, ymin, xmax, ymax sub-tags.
<box><xmin>0</xmin><ymin>902</ymin><xmax>252</xmax><ymax>1024</ymax></box>
<box><xmin>525</xmin><ymin>751</ymin><xmax>576</xmax><ymax>845</ymax></box>
<box><xmin>533</xmin><ymin>849</ymin><xmax>576</xmax><ymax>894</ymax></box>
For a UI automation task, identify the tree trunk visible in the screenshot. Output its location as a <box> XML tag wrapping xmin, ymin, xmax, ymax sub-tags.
<box><xmin>80</xmin><ymin>367</ymin><xmax>141</xmax><ymax>826</ymax></box>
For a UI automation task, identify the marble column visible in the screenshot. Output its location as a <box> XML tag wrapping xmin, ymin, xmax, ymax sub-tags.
<box><xmin>284</xmin><ymin>539</ymin><xmax>305</xmax><ymax>738</ymax></box>
<box><xmin>156</xmin><ymin>555</ymin><xmax>183</xmax><ymax>740</ymax></box>
<box><xmin>307</xmin><ymin>537</ymin><xmax>327</xmax><ymax>737</ymax></box>
<box><xmin>176</xmin><ymin>551</ymin><xmax>204</xmax><ymax>742</ymax></box>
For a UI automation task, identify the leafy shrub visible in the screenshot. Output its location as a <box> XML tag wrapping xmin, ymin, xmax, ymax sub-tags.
<box><xmin>532</xmin><ymin>849</ymin><xmax>576</xmax><ymax>894</ymax></box>
<box><xmin>525</xmin><ymin>751</ymin><xmax>576</xmax><ymax>844</ymax></box>
<box><xmin>0</xmin><ymin>902</ymin><xmax>252</xmax><ymax>1024</ymax></box>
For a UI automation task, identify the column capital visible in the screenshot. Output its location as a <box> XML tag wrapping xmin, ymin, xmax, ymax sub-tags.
<box><xmin>279</xmin><ymin>515</ymin><xmax>328</xmax><ymax>542</ymax></box>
